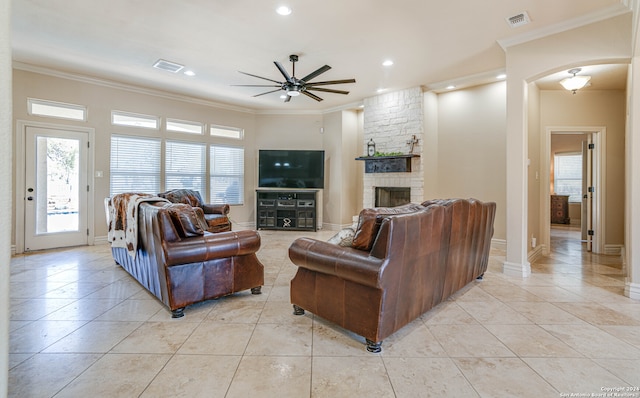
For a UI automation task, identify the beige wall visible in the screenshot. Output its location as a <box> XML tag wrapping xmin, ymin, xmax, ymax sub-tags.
<box><xmin>12</xmin><ymin>69</ymin><xmax>259</xmax><ymax>242</ymax></box>
<box><xmin>541</xmin><ymin>90</ymin><xmax>626</xmax><ymax>245</ymax></box>
<box><xmin>322</xmin><ymin>110</ymin><xmax>360</xmax><ymax>228</ymax></box>
<box><xmin>505</xmin><ymin>11</ymin><xmax>631</xmax><ymax>274</ymax></box>
<box><xmin>435</xmin><ymin>81</ymin><xmax>507</xmax><ymax>240</ymax></box>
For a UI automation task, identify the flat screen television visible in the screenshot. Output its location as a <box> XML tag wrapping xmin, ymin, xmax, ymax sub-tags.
<box><xmin>258</xmin><ymin>150</ymin><xmax>325</xmax><ymax>189</ymax></box>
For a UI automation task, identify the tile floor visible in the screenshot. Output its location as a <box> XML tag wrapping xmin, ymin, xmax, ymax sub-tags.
<box><xmin>8</xmin><ymin>226</ymin><xmax>640</xmax><ymax>397</ymax></box>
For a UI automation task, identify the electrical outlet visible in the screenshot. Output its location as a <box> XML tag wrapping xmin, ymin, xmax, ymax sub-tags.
<box><xmin>531</xmin><ymin>236</ymin><xmax>537</xmax><ymax>248</ymax></box>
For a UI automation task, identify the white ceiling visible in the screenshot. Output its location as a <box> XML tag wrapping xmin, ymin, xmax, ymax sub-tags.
<box><xmin>11</xmin><ymin>0</ymin><xmax>630</xmax><ymax>112</ymax></box>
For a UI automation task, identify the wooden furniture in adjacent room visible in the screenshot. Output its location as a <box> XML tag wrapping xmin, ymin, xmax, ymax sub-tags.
<box><xmin>551</xmin><ymin>194</ymin><xmax>570</xmax><ymax>224</ymax></box>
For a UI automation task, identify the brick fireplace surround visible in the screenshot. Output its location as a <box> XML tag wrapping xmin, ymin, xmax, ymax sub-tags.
<box><xmin>362</xmin><ymin>87</ymin><xmax>424</xmax><ymax>209</ymax></box>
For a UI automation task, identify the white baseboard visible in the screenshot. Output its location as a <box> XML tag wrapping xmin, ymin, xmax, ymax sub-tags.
<box><xmin>604</xmin><ymin>244</ymin><xmax>624</xmax><ymax>256</ymax></box>
<box><xmin>94</xmin><ymin>235</ymin><xmax>109</xmax><ymax>245</ymax></box>
<box><xmin>625</xmin><ymin>282</ymin><xmax>640</xmax><ymax>301</ymax></box>
<box><xmin>528</xmin><ymin>245</ymin><xmax>544</xmax><ymax>264</ymax></box>
<box><xmin>491</xmin><ymin>238</ymin><xmax>506</xmax><ymax>251</ymax></box>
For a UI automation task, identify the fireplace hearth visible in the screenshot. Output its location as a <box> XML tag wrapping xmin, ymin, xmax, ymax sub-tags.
<box><xmin>375</xmin><ymin>187</ymin><xmax>411</xmax><ymax>207</ymax></box>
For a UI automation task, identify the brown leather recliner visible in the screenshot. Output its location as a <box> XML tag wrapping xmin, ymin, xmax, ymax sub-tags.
<box><xmin>288</xmin><ymin>198</ymin><xmax>495</xmax><ymax>352</ymax></box>
<box><xmin>158</xmin><ymin>189</ymin><xmax>232</xmax><ymax>233</ymax></box>
<box><xmin>108</xmin><ymin>199</ymin><xmax>264</xmax><ymax>318</ymax></box>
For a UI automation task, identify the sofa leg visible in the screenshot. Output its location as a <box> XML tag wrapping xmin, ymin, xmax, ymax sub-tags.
<box><xmin>251</xmin><ymin>286</ymin><xmax>262</xmax><ymax>295</ymax></box>
<box><xmin>171</xmin><ymin>308</ymin><xmax>185</xmax><ymax>318</ymax></box>
<box><xmin>476</xmin><ymin>273</ymin><xmax>485</xmax><ymax>280</ymax></box>
<box><xmin>366</xmin><ymin>339</ymin><xmax>382</xmax><ymax>353</ymax></box>
<box><xmin>292</xmin><ymin>305</ymin><xmax>305</xmax><ymax>316</ymax></box>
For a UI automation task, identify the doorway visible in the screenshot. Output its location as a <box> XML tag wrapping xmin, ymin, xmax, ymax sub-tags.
<box><xmin>17</xmin><ymin>123</ymin><xmax>94</xmax><ymax>252</ymax></box>
<box><xmin>542</xmin><ymin>127</ymin><xmax>605</xmax><ymax>255</ymax></box>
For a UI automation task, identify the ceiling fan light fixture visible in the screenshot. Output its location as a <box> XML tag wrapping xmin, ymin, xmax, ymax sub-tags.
<box><xmin>560</xmin><ymin>68</ymin><xmax>591</xmax><ymax>93</ymax></box>
<box><xmin>287</xmin><ymin>87</ymin><xmax>301</xmax><ymax>96</ymax></box>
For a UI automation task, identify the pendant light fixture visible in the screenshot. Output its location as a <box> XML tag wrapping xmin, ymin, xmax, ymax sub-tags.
<box><xmin>560</xmin><ymin>68</ymin><xmax>591</xmax><ymax>94</ymax></box>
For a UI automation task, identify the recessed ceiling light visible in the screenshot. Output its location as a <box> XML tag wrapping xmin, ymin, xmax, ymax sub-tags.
<box><xmin>377</xmin><ymin>88</ymin><xmax>387</xmax><ymax>93</ymax></box>
<box><xmin>446</xmin><ymin>85</ymin><xmax>456</xmax><ymax>90</ymax></box>
<box><xmin>496</xmin><ymin>73</ymin><xmax>506</xmax><ymax>79</ymax></box>
<box><xmin>184</xmin><ymin>70</ymin><xmax>196</xmax><ymax>77</ymax></box>
<box><xmin>276</xmin><ymin>6</ymin><xmax>292</xmax><ymax>15</ymax></box>
<box><xmin>382</xmin><ymin>60</ymin><xmax>394</xmax><ymax>67</ymax></box>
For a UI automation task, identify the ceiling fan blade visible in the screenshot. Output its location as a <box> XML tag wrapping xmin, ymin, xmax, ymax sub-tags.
<box><xmin>253</xmin><ymin>89</ymin><xmax>283</xmax><ymax>97</ymax></box>
<box><xmin>274</xmin><ymin>61</ymin><xmax>293</xmax><ymax>82</ymax></box>
<box><xmin>306</xmin><ymin>79</ymin><xmax>356</xmax><ymax>86</ymax></box>
<box><xmin>284</xmin><ymin>95</ymin><xmax>292</xmax><ymax>102</ymax></box>
<box><xmin>305</xmin><ymin>87</ymin><xmax>350</xmax><ymax>95</ymax></box>
<box><xmin>302</xmin><ymin>91</ymin><xmax>324</xmax><ymax>102</ymax></box>
<box><xmin>300</xmin><ymin>65</ymin><xmax>332</xmax><ymax>83</ymax></box>
<box><xmin>232</xmin><ymin>84</ymin><xmax>281</xmax><ymax>87</ymax></box>
<box><xmin>238</xmin><ymin>71</ymin><xmax>283</xmax><ymax>84</ymax></box>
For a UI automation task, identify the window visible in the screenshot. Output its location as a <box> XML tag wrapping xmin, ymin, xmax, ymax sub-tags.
<box><xmin>210</xmin><ymin>125</ymin><xmax>243</xmax><ymax>140</ymax></box>
<box><xmin>165</xmin><ymin>141</ymin><xmax>206</xmax><ymax>197</ymax></box>
<box><xmin>112</xmin><ymin>111</ymin><xmax>159</xmax><ymax>129</ymax></box>
<box><xmin>210</xmin><ymin>145</ymin><xmax>244</xmax><ymax>205</ymax></box>
<box><xmin>28</xmin><ymin>98</ymin><xmax>87</xmax><ymax>121</ymax></box>
<box><xmin>554</xmin><ymin>152</ymin><xmax>582</xmax><ymax>203</ymax></box>
<box><xmin>167</xmin><ymin>118</ymin><xmax>203</xmax><ymax>134</ymax></box>
<box><xmin>110</xmin><ymin>135</ymin><xmax>161</xmax><ymax>194</ymax></box>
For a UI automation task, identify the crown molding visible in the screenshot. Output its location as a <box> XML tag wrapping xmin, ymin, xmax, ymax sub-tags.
<box><xmin>14</xmin><ymin>61</ymin><xmax>366</xmax><ymax>117</ymax></box>
<box><xmin>13</xmin><ymin>61</ymin><xmax>258</xmax><ymax>114</ymax></box>
<box><xmin>497</xmin><ymin>3</ymin><xmax>631</xmax><ymax>50</ymax></box>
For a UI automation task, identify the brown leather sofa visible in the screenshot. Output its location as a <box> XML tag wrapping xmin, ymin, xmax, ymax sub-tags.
<box><xmin>158</xmin><ymin>189</ymin><xmax>232</xmax><ymax>233</ymax></box>
<box><xmin>108</xmin><ymin>199</ymin><xmax>264</xmax><ymax>318</ymax></box>
<box><xmin>288</xmin><ymin>198</ymin><xmax>495</xmax><ymax>352</ymax></box>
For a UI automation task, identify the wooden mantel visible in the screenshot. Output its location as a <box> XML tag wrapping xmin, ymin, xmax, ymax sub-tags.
<box><xmin>355</xmin><ymin>154</ymin><xmax>420</xmax><ymax>173</ymax></box>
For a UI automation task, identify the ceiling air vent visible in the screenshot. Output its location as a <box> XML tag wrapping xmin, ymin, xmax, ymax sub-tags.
<box><xmin>506</xmin><ymin>11</ymin><xmax>530</xmax><ymax>28</ymax></box>
<box><xmin>152</xmin><ymin>59</ymin><xmax>184</xmax><ymax>73</ymax></box>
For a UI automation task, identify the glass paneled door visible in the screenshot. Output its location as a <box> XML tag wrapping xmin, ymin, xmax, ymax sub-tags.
<box><xmin>24</xmin><ymin>126</ymin><xmax>88</xmax><ymax>251</ymax></box>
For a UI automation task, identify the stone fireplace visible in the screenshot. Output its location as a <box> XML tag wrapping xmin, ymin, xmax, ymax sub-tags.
<box><xmin>362</xmin><ymin>87</ymin><xmax>424</xmax><ymax>208</ymax></box>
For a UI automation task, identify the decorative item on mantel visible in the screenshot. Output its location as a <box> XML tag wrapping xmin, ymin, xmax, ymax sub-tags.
<box><xmin>367</xmin><ymin>139</ymin><xmax>376</xmax><ymax>157</ymax></box>
<box><xmin>406</xmin><ymin>135</ymin><xmax>419</xmax><ymax>154</ymax></box>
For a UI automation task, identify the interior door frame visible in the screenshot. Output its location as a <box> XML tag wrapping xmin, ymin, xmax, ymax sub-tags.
<box><xmin>15</xmin><ymin>120</ymin><xmax>95</xmax><ymax>254</ymax></box>
<box><xmin>541</xmin><ymin>126</ymin><xmax>606</xmax><ymax>254</ymax></box>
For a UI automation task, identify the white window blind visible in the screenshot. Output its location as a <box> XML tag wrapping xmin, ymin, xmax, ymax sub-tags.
<box><xmin>554</xmin><ymin>153</ymin><xmax>582</xmax><ymax>203</ymax></box>
<box><xmin>210</xmin><ymin>145</ymin><xmax>244</xmax><ymax>205</ymax></box>
<box><xmin>165</xmin><ymin>141</ymin><xmax>206</xmax><ymax>197</ymax></box>
<box><xmin>110</xmin><ymin>135</ymin><xmax>161</xmax><ymax>195</ymax></box>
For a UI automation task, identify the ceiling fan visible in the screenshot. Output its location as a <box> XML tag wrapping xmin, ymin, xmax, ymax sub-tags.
<box><xmin>234</xmin><ymin>54</ymin><xmax>356</xmax><ymax>102</ymax></box>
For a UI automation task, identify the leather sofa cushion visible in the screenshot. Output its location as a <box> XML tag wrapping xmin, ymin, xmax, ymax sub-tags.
<box><xmin>167</xmin><ymin>204</ymin><xmax>208</xmax><ymax>238</ymax></box>
<box><xmin>352</xmin><ymin>203</ymin><xmax>424</xmax><ymax>251</ymax></box>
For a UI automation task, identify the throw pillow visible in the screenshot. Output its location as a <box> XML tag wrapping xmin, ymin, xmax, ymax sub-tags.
<box><xmin>167</xmin><ymin>204</ymin><xmax>206</xmax><ymax>238</ymax></box>
<box><xmin>352</xmin><ymin>203</ymin><xmax>424</xmax><ymax>251</ymax></box>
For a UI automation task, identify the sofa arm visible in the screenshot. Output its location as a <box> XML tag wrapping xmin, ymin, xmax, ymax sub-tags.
<box><xmin>201</xmin><ymin>203</ymin><xmax>230</xmax><ymax>215</ymax></box>
<box><xmin>164</xmin><ymin>230</ymin><xmax>260</xmax><ymax>266</ymax></box>
<box><xmin>289</xmin><ymin>237</ymin><xmax>384</xmax><ymax>288</ymax></box>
